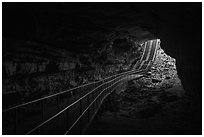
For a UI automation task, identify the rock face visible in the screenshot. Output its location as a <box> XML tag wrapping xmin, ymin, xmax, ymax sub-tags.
<box><xmin>85</xmin><ymin>46</ymin><xmax>198</xmax><ymax>135</ymax></box>
<box><xmin>122</xmin><ymin>46</ymin><xmax>184</xmax><ymax>106</ymax></box>
<box><xmin>3</xmin><ymin>3</ymin><xmax>201</xmax><ymax>105</ymax></box>
<box><xmin>2</xmin><ymin>36</ymin><xmax>144</xmax><ymax>107</ymax></box>
<box><xmin>131</xmin><ymin>46</ymin><xmax>182</xmax><ymax>92</ymax></box>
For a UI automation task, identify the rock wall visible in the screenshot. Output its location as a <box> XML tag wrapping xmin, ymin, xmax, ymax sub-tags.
<box><xmin>2</xmin><ymin>37</ymin><xmax>144</xmax><ymax>107</ymax></box>
<box><xmin>133</xmin><ymin>46</ymin><xmax>182</xmax><ymax>92</ymax></box>
<box><xmin>3</xmin><ymin>3</ymin><xmax>201</xmax><ymax>105</ymax></box>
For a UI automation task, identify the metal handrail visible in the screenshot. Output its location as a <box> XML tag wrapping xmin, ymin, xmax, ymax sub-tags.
<box><xmin>25</xmin><ymin>70</ymin><xmax>145</xmax><ymax>134</ymax></box>
<box><xmin>3</xmin><ymin>68</ymin><xmax>140</xmax><ymax>113</ymax></box>
<box><xmin>3</xmin><ymin>39</ymin><xmax>159</xmax><ymax>135</ymax></box>
<box><xmin>3</xmin><ymin>39</ymin><xmax>159</xmax><ymax>113</ymax></box>
<box><xmin>65</xmin><ymin>74</ymin><xmax>143</xmax><ymax>135</ymax></box>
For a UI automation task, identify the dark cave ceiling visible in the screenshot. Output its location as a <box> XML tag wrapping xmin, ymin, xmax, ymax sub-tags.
<box><xmin>3</xmin><ymin>3</ymin><xmax>201</xmax><ymax>51</ymax></box>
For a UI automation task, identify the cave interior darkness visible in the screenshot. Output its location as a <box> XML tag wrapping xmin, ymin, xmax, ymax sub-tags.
<box><xmin>2</xmin><ymin>2</ymin><xmax>202</xmax><ymax>135</ymax></box>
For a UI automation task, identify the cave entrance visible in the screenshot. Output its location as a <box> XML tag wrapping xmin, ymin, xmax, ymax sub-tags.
<box><xmin>136</xmin><ymin>39</ymin><xmax>183</xmax><ymax>91</ymax></box>
<box><xmin>86</xmin><ymin>38</ymin><xmax>185</xmax><ymax>134</ymax></box>
<box><xmin>109</xmin><ymin>37</ymin><xmax>183</xmax><ymax>93</ymax></box>
<box><xmin>130</xmin><ymin>38</ymin><xmax>183</xmax><ymax>95</ymax></box>
<box><xmin>112</xmin><ymin>38</ymin><xmax>184</xmax><ymax>100</ymax></box>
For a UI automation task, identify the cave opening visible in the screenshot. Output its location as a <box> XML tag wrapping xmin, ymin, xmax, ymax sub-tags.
<box><xmin>85</xmin><ymin>38</ymin><xmax>187</xmax><ymax>135</ymax></box>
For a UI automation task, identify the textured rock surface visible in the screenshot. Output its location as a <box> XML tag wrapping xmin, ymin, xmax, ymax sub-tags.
<box><xmin>3</xmin><ymin>36</ymin><xmax>145</xmax><ymax>107</ymax></box>
<box><xmin>85</xmin><ymin>46</ymin><xmax>193</xmax><ymax>135</ymax></box>
<box><xmin>86</xmin><ymin>66</ymin><xmax>197</xmax><ymax>135</ymax></box>
<box><xmin>134</xmin><ymin>46</ymin><xmax>182</xmax><ymax>91</ymax></box>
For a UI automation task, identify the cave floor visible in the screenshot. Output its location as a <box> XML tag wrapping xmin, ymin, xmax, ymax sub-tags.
<box><xmin>85</xmin><ymin>85</ymin><xmax>202</xmax><ymax>135</ymax></box>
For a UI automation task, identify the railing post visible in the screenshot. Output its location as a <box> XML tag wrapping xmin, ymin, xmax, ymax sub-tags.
<box><xmin>14</xmin><ymin>108</ymin><xmax>18</xmax><ymax>134</ymax></box>
<box><xmin>41</xmin><ymin>100</ymin><xmax>44</xmax><ymax>134</ymax></box>
<box><xmin>57</xmin><ymin>95</ymin><xmax>60</xmax><ymax>124</ymax></box>
<box><xmin>97</xmin><ymin>88</ymin><xmax>99</xmax><ymax>108</ymax></box>
<box><xmin>95</xmin><ymin>88</ymin><xmax>97</xmax><ymax>110</ymax></box>
<box><xmin>57</xmin><ymin>95</ymin><xmax>60</xmax><ymax>110</ymax></box>
<box><xmin>92</xmin><ymin>91</ymin><xmax>94</xmax><ymax>116</ymax></box>
<box><xmin>87</xmin><ymin>94</ymin><xmax>90</xmax><ymax>122</ymax></box>
<box><xmin>79</xmin><ymin>94</ymin><xmax>82</xmax><ymax>135</ymax></box>
<box><xmin>99</xmin><ymin>87</ymin><xmax>101</xmax><ymax>105</ymax></box>
<box><xmin>66</xmin><ymin>98</ymin><xmax>69</xmax><ymax>132</ymax></box>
